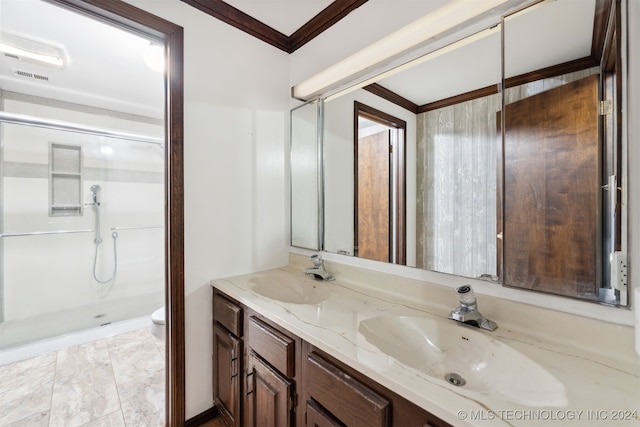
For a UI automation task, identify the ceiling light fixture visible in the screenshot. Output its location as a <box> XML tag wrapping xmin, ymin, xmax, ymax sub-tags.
<box><xmin>0</xmin><ymin>43</ymin><xmax>64</xmax><ymax>67</ymax></box>
<box><xmin>0</xmin><ymin>32</ymin><xmax>66</xmax><ymax>69</ymax></box>
<box><xmin>292</xmin><ymin>0</ymin><xmax>511</xmax><ymax>100</ymax></box>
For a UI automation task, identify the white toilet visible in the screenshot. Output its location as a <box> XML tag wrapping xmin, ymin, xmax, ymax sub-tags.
<box><xmin>150</xmin><ymin>307</ymin><xmax>165</xmax><ymax>341</ymax></box>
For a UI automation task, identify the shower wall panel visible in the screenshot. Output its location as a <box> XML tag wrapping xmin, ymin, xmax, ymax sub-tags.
<box><xmin>1</xmin><ymin>94</ymin><xmax>165</xmax><ymax>335</ymax></box>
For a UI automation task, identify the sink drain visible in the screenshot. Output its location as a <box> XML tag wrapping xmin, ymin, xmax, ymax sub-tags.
<box><xmin>445</xmin><ymin>373</ymin><xmax>466</xmax><ymax>386</ymax></box>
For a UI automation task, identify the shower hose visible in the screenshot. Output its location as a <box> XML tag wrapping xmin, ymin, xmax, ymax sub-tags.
<box><xmin>93</xmin><ymin>231</ymin><xmax>118</xmax><ymax>283</ymax></box>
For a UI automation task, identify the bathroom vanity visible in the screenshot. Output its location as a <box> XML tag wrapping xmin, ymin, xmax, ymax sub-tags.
<box><xmin>211</xmin><ymin>254</ymin><xmax>639</xmax><ymax>427</ymax></box>
<box><xmin>212</xmin><ymin>288</ymin><xmax>447</xmax><ymax>427</ymax></box>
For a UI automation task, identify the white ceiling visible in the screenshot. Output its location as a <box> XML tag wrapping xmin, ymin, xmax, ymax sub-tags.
<box><xmin>373</xmin><ymin>0</ymin><xmax>596</xmax><ymax>106</ymax></box>
<box><xmin>375</xmin><ymin>27</ymin><xmax>502</xmax><ymax>106</ymax></box>
<box><xmin>0</xmin><ymin>0</ymin><xmax>165</xmax><ymax>119</ymax></box>
<box><xmin>504</xmin><ymin>0</ymin><xmax>595</xmax><ymax>78</ymax></box>
<box><xmin>0</xmin><ymin>0</ymin><xmax>598</xmax><ymax>117</ymax></box>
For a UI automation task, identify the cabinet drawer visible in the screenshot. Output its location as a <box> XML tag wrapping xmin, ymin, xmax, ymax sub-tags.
<box><xmin>247</xmin><ymin>316</ymin><xmax>295</xmax><ymax>377</ymax></box>
<box><xmin>213</xmin><ymin>292</ymin><xmax>243</xmax><ymax>337</ymax></box>
<box><xmin>307</xmin><ymin>399</ymin><xmax>346</xmax><ymax>427</ymax></box>
<box><xmin>307</xmin><ymin>352</ymin><xmax>390</xmax><ymax>427</ymax></box>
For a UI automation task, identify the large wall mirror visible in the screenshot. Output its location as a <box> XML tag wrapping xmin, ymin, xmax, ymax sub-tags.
<box><xmin>323</xmin><ymin>25</ymin><xmax>501</xmax><ymax>277</ymax></box>
<box><xmin>292</xmin><ymin>0</ymin><xmax>628</xmax><ymax>306</ymax></box>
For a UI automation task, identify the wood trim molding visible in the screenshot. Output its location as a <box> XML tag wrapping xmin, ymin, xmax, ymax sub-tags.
<box><xmin>185</xmin><ymin>406</ymin><xmax>220</xmax><ymax>426</ymax></box>
<box><xmin>166</xmin><ymin>22</ymin><xmax>186</xmax><ymax>427</ymax></box>
<box><xmin>419</xmin><ymin>85</ymin><xmax>499</xmax><ymax>113</ymax></box>
<box><xmin>592</xmin><ymin>0</ymin><xmax>614</xmax><ymax>62</ymax></box>
<box><xmin>180</xmin><ymin>0</ymin><xmax>289</xmax><ymax>51</ymax></box>
<box><xmin>355</xmin><ymin>101</ymin><xmax>408</xmax><ymax>129</ymax></box>
<box><xmin>361</xmin><ymin>55</ymin><xmax>597</xmax><ymax>114</ymax></box>
<box><xmin>363</xmin><ymin>83</ymin><xmax>419</xmax><ymax>114</ymax></box>
<box><xmin>503</xmin><ymin>56</ymin><xmax>599</xmax><ymax>89</ymax></box>
<box><xmin>180</xmin><ymin>0</ymin><xmax>367</xmax><ymax>53</ymax></box>
<box><xmin>288</xmin><ymin>0</ymin><xmax>368</xmax><ymax>53</ymax></box>
<box><xmin>48</xmin><ymin>1</ymin><xmax>186</xmax><ymax>425</ymax></box>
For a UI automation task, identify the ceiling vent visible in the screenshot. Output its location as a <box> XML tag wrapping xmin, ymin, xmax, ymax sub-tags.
<box><xmin>14</xmin><ymin>69</ymin><xmax>50</xmax><ymax>82</ymax></box>
<box><xmin>0</xmin><ymin>31</ymin><xmax>67</xmax><ymax>69</ymax></box>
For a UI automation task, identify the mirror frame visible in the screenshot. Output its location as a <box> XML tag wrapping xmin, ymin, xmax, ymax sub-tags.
<box><xmin>290</xmin><ymin>99</ymin><xmax>324</xmax><ymax>251</ymax></box>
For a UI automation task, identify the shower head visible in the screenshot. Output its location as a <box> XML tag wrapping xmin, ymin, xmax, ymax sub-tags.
<box><xmin>90</xmin><ymin>185</ymin><xmax>101</xmax><ymax>205</ymax></box>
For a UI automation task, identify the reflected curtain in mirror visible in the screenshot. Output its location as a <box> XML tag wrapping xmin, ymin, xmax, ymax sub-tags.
<box><xmin>416</xmin><ymin>94</ymin><xmax>499</xmax><ymax>278</ymax></box>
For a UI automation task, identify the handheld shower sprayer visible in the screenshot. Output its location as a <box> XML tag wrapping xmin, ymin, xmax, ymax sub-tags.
<box><xmin>87</xmin><ymin>184</ymin><xmax>117</xmax><ymax>284</ymax></box>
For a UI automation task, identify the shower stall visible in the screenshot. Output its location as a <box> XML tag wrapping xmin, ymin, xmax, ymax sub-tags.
<box><xmin>0</xmin><ymin>0</ymin><xmax>169</xmax><ymax>351</ymax></box>
<box><xmin>0</xmin><ymin>0</ymin><xmax>167</xmax><ymax>351</ymax></box>
<box><xmin>0</xmin><ymin>93</ymin><xmax>166</xmax><ymax>350</ymax></box>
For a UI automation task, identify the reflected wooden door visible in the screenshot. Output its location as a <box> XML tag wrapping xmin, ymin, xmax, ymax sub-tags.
<box><xmin>356</xmin><ymin>130</ymin><xmax>390</xmax><ymax>262</ymax></box>
<box><xmin>503</xmin><ymin>74</ymin><xmax>599</xmax><ymax>297</ymax></box>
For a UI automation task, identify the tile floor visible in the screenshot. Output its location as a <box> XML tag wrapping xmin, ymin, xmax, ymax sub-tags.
<box><xmin>0</xmin><ymin>327</ymin><xmax>165</xmax><ymax>427</ymax></box>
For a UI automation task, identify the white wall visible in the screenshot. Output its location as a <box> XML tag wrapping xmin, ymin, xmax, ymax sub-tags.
<box><xmin>122</xmin><ymin>0</ymin><xmax>290</xmax><ymax>418</ymax></box>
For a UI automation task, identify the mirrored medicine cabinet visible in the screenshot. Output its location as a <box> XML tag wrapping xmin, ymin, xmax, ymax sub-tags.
<box><xmin>291</xmin><ymin>99</ymin><xmax>322</xmax><ymax>251</ymax></box>
<box><xmin>290</xmin><ymin>0</ymin><xmax>629</xmax><ymax>307</ymax></box>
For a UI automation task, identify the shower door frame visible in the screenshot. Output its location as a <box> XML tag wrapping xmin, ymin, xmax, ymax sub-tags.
<box><xmin>46</xmin><ymin>0</ymin><xmax>186</xmax><ymax>424</ymax></box>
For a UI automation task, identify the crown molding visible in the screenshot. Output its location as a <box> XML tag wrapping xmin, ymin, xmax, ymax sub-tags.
<box><xmin>181</xmin><ymin>0</ymin><xmax>367</xmax><ymax>53</ymax></box>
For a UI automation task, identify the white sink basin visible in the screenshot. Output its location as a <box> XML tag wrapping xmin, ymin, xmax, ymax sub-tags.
<box><xmin>249</xmin><ymin>274</ymin><xmax>330</xmax><ymax>304</ymax></box>
<box><xmin>358</xmin><ymin>315</ymin><xmax>567</xmax><ymax>407</ymax></box>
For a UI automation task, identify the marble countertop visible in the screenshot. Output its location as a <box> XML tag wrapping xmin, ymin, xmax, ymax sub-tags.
<box><xmin>211</xmin><ymin>260</ymin><xmax>640</xmax><ymax>427</ymax></box>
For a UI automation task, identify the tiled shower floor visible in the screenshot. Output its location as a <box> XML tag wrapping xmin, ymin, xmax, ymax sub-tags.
<box><xmin>0</xmin><ymin>326</ymin><xmax>165</xmax><ymax>426</ymax></box>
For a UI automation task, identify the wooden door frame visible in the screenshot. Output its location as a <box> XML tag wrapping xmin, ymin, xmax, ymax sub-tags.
<box><xmin>353</xmin><ymin>102</ymin><xmax>406</xmax><ymax>264</ymax></box>
<box><xmin>48</xmin><ymin>0</ymin><xmax>185</xmax><ymax>424</ymax></box>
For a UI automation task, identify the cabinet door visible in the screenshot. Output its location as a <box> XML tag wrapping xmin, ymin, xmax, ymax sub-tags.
<box><xmin>213</xmin><ymin>323</ymin><xmax>241</xmax><ymax>426</ymax></box>
<box><xmin>246</xmin><ymin>351</ymin><xmax>293</xmax><ymax>427</ymax></box>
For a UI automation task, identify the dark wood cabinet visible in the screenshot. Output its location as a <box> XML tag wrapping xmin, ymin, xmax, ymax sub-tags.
<box><xmin>245</xmin><ymin>316</ymin><xmax>298</xmax><ymax>427</ymax></box>
<box><xmin>306</xmin><ymin>399</ymin><xmax>345</xmax><ymax>427</ymax></box>
<box><xmin>247</xmin><ymin>316</ymin><xmax>295</xmax><ymax>378</ymax></box>
<box><xmin>302</xmin><ymin>343</ymin><xmax>451</xmax><ymax>427</ymax></box>
<box><xmin>212</xmin><ymin>291</ymin><xmax>244</xmax><ymax>426</ymax></box>
<box><xmin>305</xmin><ymin>351</ymin><xmax>390</xmax><ymax>427</ymax></box>
<box><xmin>212</xmin><ymin>288</ymin><xmax>451</xmax><ymax>427</ymax></box>
<box><xmin>213</xmin><ymin>323</ymin><xmax>241</xmax><ymax>426</ymax></box>
<box><xmin>246</xmin><ymin>351</ymin><xmax>294</xmax><ymax>427</ymax></box>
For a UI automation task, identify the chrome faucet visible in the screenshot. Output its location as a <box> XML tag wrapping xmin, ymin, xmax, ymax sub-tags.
<box><xmin>303</xmin><ymin>254</ymin><xmax>334</xmax><ymax>281</ymax></box>
<box><xmin>449</xmin><ymin>285</ymin><xmax>497</xmax><ymax>331</ymax></box>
